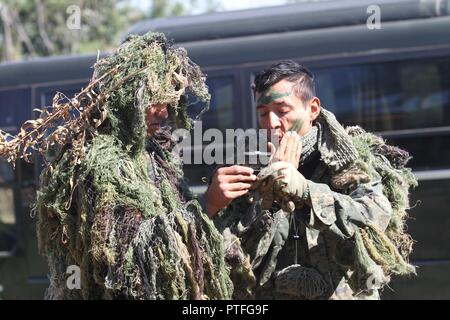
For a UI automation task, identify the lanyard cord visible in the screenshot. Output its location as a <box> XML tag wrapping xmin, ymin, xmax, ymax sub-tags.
<box><xmin>290</xmin><ymin>210</ymin><xmax>300</xmax><ymax>265</ymax></box>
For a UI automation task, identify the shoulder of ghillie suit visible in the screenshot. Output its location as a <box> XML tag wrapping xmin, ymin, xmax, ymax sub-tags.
<box><xmin>335</xmin><ymin>125</ymin><xmax>418</xmax><ymax>284</ymax></box>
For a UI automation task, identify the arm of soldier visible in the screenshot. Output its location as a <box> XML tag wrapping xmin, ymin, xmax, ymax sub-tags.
<box><xmin>255</xmin><ymin>161</ymin><xmax>392</xmax><ymax>234</ymax></box>
<box><xmin>203</xmin><ymin>165</ymin><xmax>257</xmax><ymax>218</ymax></box>
<box><xmin>302</xmin><ymin>176</ymin><xmax>400</xmax><ymax>285</ymax></box>
<box><xmin>263</xmin><ymin>162</ymin><xmax>391</xmax><ymax>233</ymax></box>
<box><xmin>303</xmin><ymin>173</ymin><xmax>392</xmax><ymax>237</ymax></box>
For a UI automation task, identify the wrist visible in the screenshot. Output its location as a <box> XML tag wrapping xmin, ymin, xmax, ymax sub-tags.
<box><xmin>203</xmin><ymin>189</ymin><xmax>223</xmax><ymax>218</ymax></box>
<box><xmin>206</xmin><ymin>202</ymin><xmax>222</xmax><ymax>218</ymax></box>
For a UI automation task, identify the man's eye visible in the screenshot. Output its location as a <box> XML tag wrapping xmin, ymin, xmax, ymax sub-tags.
<box><xmin>260</xmin><ymin>112</ymin><xmax>268</xmax><ymax>117</ymax></box>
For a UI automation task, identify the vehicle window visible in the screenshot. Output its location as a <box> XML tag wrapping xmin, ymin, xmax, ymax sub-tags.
<box><xmin>0</xmin><ymin>161</ymin><xmax>13</xmax><ymax>184</ymax></box>
<box><xmin>185</xmin><ymin>76</ymin><xmax>236</xmax><ymax>188</ymax></box>
<box><xmin>314</xmin><ymin>56</ymin><xmax>450</xmax><ymax>132</ymax></box>
<box><xmin>188</xmin><ymin>76</ymin><xmax>235</xmax><ymax>133</ymax></box>
<box><xmin>313</xmin><ymin>55</ymin><xmax>450</xmax><ymax>169</ymax></box>
<box><xmin>0</xmin><ymin>161</ymin><xmax>16</xmax><ymax>253</ymax></box>
<box><xmin>0</xmin><ymin>88</ymin><xmax>31</xmax><ymax>134</ymax></box>
<box><xmin>387</xmin><ymin>133</ymin><xmax>450</xmax><ymax>170</ymax></box>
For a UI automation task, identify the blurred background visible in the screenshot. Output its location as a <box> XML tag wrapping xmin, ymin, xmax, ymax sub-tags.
<box><xmin>0</xmin><ymin>0</ymin><xmax>449</xmax><ymax>300</ymax></box>
<box><xmin>0</xmin><ymin>0</ymin><xmax>320</xmax><ymax>62</ymax></box>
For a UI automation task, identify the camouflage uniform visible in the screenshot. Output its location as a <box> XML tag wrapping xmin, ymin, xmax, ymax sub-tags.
<box><xmin>213</xmin><ymin>108</ymin><xmax>415</xmax><ymax>300</ymax></box>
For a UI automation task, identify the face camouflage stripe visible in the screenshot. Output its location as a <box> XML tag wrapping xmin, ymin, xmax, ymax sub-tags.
<box><xmin>257</xmin><ymin>88</ymin><xmax>292</xmax><ymax>106</ymax></box>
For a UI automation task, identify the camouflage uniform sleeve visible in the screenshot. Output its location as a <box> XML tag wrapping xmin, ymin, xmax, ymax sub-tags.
<box><xmin>305</xmin><ymin>171</ymin><xmax>392</xmax><ymax>237</ymax></box>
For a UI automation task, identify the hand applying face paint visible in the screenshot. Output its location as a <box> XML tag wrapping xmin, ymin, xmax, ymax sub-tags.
<box><xmin>269</xmin><ymin>131</ymin><xmax>303</xmax><ymax>169</ymax></box>
<box><xmin>268</xmin><ymin>117</ymin><xmax>305</xmax><ymax>169</ymax></box>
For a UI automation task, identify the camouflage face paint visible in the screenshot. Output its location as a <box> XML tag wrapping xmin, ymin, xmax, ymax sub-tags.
<box><xmin>289</xmin><ymin>117</ymin><xmax>305</xmax><ymax>134</ymax></box>
<box><xmin>257</xmin><ymin>88</ymin><xmax>292</xmax><ymax>106</ymax></box>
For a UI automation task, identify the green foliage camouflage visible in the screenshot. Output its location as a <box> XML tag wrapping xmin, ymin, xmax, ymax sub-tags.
<box><xmin>31</xmin><ymin>32</ymin><xmax>232</xmax><ymax>299</ymax></box>
<box><xmin>346</xmin><ymin>127</ymin><xmax>417</xmax><ymax>288</ymax></box>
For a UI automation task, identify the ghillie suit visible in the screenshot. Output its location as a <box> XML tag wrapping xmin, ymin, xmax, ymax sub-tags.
<box><xmin>215</xmin><ymin>108</ymin><xmax>417</xmax><ymax>299</ymax></box>
<box><xmin>0</xmin><ymin>33</ymin><xmax>232</xmax><ymax>299</ymax></box>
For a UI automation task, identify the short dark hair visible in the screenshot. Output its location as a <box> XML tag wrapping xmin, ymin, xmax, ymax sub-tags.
<box><xmin>252</xmin><ymin>60</ymin><xmax>316</xmax><ymax>103</ymax></box>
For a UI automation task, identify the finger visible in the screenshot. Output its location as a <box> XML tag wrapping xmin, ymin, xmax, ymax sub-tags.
<box><xmin>267</xmin><ymin>142</ymin><xmax>276</xmax><ymax>163</ymax></box>
<box><xmin>219</xmin><ymin>165</ymin><xmax>254</xmax><ymax>176</ymax></box>
<box><xmin>226</xmin><ymin>189</ymin><xmax>250</xmax><ymax>199</ymax></box>
<box><xmin>278</xmin><ymin>134</ymin><xmax>287</xmax><ymax>161</ymax></box>
<box><xmin>226</xmin><ymin>182</ymin><xmax>253</xmax><ymax>191</ymax></box>
<box><xmin>256</xmin><ymin>161</ymin><xmax>291</xmax><ymax>182</ymax></box>
<box><xmin>287</xmin><ymin>132</ymin><xmax>298</xmax><ymax>161</ymax></box>
<box><xmin>295</xmin><ymin>139</ymin><xmax>302</xmax><ymax>166</ymax></box>
<box><xmin>267</xmin><ymin>141</ymin><xmax>275</xmax><ymax>155</ymax></box>
<box><xmin>291</xmin><ymin>133</ymin><xmax>302</xmax><ymax>168</ymax></box>
<box><xmin>225</xmin><ymin>174</ymin><xmax>257</xmax><ymax>183</ymax></box>
<box><xmin>286</xmin><ymin>132</ymin><xmax>297</xmax><ymax>160</ymax></box>
<box><xmin>275</xmin><ymin>133</ymin><xmax>288</xmax><ymax>160</ymax></box>
<box><xmin>288</xmin><ymin>132</ymin><xmax>300</xmax><ymax>164</ymax></box>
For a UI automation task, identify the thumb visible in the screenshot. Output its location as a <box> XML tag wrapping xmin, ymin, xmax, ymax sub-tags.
<box><xmin>268</xmin><ymin>141</ymin><xmax>277</xmax><ymax>163</ymax></box>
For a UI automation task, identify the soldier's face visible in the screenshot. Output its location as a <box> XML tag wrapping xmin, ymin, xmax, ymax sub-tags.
<box><xmin>146</xmin><ymin>103</ymin><xmax>169</xmax><ymax>137</ymax></box>
<box><xmin>255</xmin><ymin>79</ymin><xmax>320</xmax><ymax>143</ymax></box>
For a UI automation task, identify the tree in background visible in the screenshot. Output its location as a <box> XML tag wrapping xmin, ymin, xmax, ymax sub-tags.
<box><xmin>0</xmin><ymin>0</ymin><xmax>141</xmax><ymax>61</ymax></box>
<box><xmin>0</xmin><ymin>0</ymin><xmax>219</xmax><ymax>62</ymax></box>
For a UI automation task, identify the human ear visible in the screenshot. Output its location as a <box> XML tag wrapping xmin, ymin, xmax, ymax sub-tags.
<box><xmin>309</xmin><ymin>97</ymin><xmax>321</xmax><ymax>121</ymax></box>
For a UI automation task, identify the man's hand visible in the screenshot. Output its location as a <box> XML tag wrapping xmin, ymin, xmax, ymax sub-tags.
<box><xmin>204</xmin><ymin>165</ymin><xmax>257</xmax><ymax>217</ymax></box>
<box><xmin>269</xmin><ymin>131</ymin><xmax>302</xmax><ymax>169</ymax></box>
<box><xmin>252</xmin><ymin>161</ymin><xmax>308</xmax><ymax>212</ymax></box>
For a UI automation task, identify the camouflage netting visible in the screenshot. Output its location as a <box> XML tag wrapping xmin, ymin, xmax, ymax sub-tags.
<box><xmin>0</xmin><ymin>32</ymin><xmax>232</xmax><ymax>299</ymax></box>
<box><xmin>344</xmin><ymin>126</ymin><xmax>417</xmax><ymax>290</ymax></box>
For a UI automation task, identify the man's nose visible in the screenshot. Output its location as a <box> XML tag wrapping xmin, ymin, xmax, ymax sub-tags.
<box><xmin>153</xmin><ymin>105</ymin><xmax>168</xmax><ymax>120</ymax></box>
<box><xmin>158</xmin><ymin>106</ymin><xmax>168</xmax><ymax>119</ymax></box>
<box><xmin>267</xmin><ymin>111</ymin><xmax>280</xmax><ymax>129</ymax></box>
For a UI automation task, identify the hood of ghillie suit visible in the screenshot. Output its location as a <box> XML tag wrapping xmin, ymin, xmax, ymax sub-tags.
<box><xmin>93</xmin><ymin>32</ymin><xmax>210</xmax><ymax>155</ymax></box>
<box><xmin>33</xmin><ymin>33</ymin><xmax>232</xmax><ymax>300</ymax></box>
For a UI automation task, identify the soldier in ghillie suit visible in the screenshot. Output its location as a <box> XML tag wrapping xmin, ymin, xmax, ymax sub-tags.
<box><xmin>0</xmin><ymin>33</ymin><xmax>232</xmax><ymax>299</ymax></box>
<box><xmin>203</xmin><ymin>60</ymin><xmax>417</xmax><ymax>299</ymax></box>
